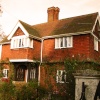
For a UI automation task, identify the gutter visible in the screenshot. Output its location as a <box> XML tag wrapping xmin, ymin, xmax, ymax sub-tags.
<box><xmin>40</xmin><ymin>39</ymin><xmax>44</xmax><ymax>63</ymax></box>
<box><xmin>0</xmin><ymin>42</ymin><xmax>10</xmax><ymax>45</ymax></box>
<box><xmin>42</xmin><ymin>30</ymin><xmax>91</xmax><ymax>40</ymax></box>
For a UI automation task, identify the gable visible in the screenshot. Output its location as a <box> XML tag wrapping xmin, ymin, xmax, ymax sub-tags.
<box><xmin>7</xmin><ymin>21</ymin><xmax>29</xmax><ymax>40</ymax></box>
<box><xmin>13</xmin><ymin>27</ymin><xmax>25</xmax><ymax>37</ymax></box>
<box><xmin>93</xmin><ymin>20</ymin><xmax>100</xmax><ymax>38</ymax></box>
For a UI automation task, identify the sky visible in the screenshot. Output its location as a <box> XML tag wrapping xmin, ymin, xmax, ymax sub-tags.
<box><xmin>1</xmin><ymin>0</ymin><xmax>100</xmax><ymax>35</ymax></box>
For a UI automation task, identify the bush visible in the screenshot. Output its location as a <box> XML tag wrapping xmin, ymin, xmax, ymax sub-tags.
<box><xmin>0</xmin><ymin>81</ymin><xmax>16</xmax><ymax>100</ymax></box>
<box><xmin>16</xmin><ymin>80</ymin><xmax>47</xmax><ymax>100</ymax></box>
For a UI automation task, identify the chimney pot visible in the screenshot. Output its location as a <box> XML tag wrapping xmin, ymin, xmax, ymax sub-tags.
<box><xmin>47</xmin><ymin>7</ymin><xmax>60</xmax><ymax>22</ymax></box>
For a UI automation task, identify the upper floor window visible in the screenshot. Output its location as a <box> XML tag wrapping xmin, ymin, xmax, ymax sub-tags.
<box><xmin>55</xmin><ymin>36</ymin><xmax>73</xmax><ymax>49</ymax></box>
<box><xmin>56</xmin><ymin>70</ymin><xmax>66</xmax><ymax>83</ymax></box>
<box><xmin>94</xmin><ymin>37</ymin><xmax>98</xmax><ymax>51</ymax></box>
<box><xmin>3</xmin><ymin>69</ymin><xmax>9</xmax><ymax>78</ymax></box>
<box><xmin>11</xmin><ymin>36</ymin><xmax>33</xmax><ymax>49</ymax></box>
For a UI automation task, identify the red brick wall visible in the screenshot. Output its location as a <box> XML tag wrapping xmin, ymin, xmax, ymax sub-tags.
<box><xmin>42</xmin><ymin>34</ymin><xmax>100</xmax><ymax>62</ymax></box>
<box><xmin>14</xmin><ymin>27</ymin><xmax>24</xmax><ymax>36</ymax></box>
<box><xmin>89</xmin><ymin>34</ymin><xmax>100</xmax><ymax>61</ymax></box>
<box><xmin>1</xmin><ymin>39</ymin><xmax>41</xmax><ymax>61</ymax></box>
<box><xmin>40</xmin><ymin>63</ymin><xmax>65</xmax><ymax>91</ymax></box>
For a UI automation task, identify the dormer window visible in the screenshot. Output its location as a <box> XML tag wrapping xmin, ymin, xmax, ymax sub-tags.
<box><xmin>11</xmin><ymin>35</ymin><xmax>33</xmax><ymax>49</ymax></box>
<box><xmin>55</xmin><ymin>36</ymin><xmax>73</xmax><ymax>49</ymax></box>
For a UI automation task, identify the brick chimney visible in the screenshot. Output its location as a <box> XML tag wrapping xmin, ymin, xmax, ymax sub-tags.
<box><xmin>47</xmin><ymin>7</ymin><xmax>60</xmax><ymax>22</ymax></box>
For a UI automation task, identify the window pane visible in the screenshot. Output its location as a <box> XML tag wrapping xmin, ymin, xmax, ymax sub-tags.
<box><xmin>56</xmin><ymin>70</ymin><xmax>66</xmax><ymax>83</ymax></box>
<box><xmin>3</xmin><ymin>69</ymin><xmax>9</xmax><ymax>78</ymax></box>
<box><xmin>67</xmin><ymin>37</ymin><xmax>72</xmax><ymax>47</ymax></box>
<box><xmin>16</xmin><ymin>67</ymin><xmax>25</xmax><ymax>81</ymax></box>
<box><xmin>30</xmin><ymin>67</ymin><xmax>36</xmax><ymax>80</ymax></box>
<box><xmin>94</xmin><ymin>38</ymin><xmax>98</xmax><ymax>51</ymax></box>
<box><xmin>55</xmin><ymin>38</ymin><xmax>59</xmax><ymax>48</ymax></box>
<box><xmin>60</xmin><ymin>38</ymin><xmax>63</xmax><ymax>47</ymax></box>
<box><xmin>63</xmin><ymin>37</ymin><xmax>67</xmax><ymax>47</ymax></box>
<box><xmin>19</xmin><ymin>39</ymin><xmax>21</xmax><ymax>47</ymax></box>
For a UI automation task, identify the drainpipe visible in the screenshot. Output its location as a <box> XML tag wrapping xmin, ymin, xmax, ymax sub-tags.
<box><xmin>38</xmin><ymin>39</ymin><xmax>44</xmax><ymax>85</ymax></box>
<box><xmin>41</xmin><ymin>39</ymin><xmax>44</xmax><ymax>63</ymax></box>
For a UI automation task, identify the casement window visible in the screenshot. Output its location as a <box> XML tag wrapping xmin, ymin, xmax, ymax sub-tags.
<box><xmin>11</xmin><ymin>36</ymin><xmax>33</xmax><ymax>49</ymax></box>
<box><xmin>56</xmin><ymin>70</ymin><xmax>66</xmax><ymax>83</ymax></box>
<box><xmin>55</xmin><ymin>36</ymin><xmax>73</xmax><ymax>49</ymax></box>
<box><xmin>94</xmin><ymin>37</ymin><xmax>98</xmax><ymax>51</ymax></box>
<box><xmin>3</xmin><ymin>69</ymin><xmax>9</xmax><ymax>78</ymax></box>
<box><xmin>29</xmin><ymin>67</ymin><xmax>36</xmax><ymax>80</ymax></box>
<box><xmin>16</xmin><ymin>65</ymin><xmax>26</xmax><ymax>81</ymax></box>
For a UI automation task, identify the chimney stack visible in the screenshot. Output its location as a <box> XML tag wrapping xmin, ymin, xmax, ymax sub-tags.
<box><xmin>47</xmin><ymin>7</ymin><xmax>60</xmax><ymax>22</ymax></box>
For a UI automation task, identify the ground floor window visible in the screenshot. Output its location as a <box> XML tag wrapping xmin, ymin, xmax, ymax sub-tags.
<box><xmin>29</xmin><ymin>67</ymin><xmax>36</xmax><ymax>80</ymax></box>
<box><xmin>15</xmin><ymin>64</ymin><xmax>37</xmax><ymax>82</ymax></box>
<box><xmin>56</xmin><ymin>70</ymin><xmax>66</xmax><ymax>83</ymax></box>
<box><xmin>15</xmin><ymin>65</ymin><xmax>26</xmax><ymax>81</ymax></box>
<box><xmin>3</xmin><ymin>69</ymin><xmax>9</xmax><ymax>78</ymax></box>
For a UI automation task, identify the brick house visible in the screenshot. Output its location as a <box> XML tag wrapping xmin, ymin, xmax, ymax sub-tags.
<box><xmin>0</xmin><ymin>7</ymin><xmax>100</xmax><ymax>88</ymax></box>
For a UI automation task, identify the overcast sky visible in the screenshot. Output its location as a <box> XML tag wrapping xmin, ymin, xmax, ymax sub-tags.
<box><xmin>1</xmin><ymin>0</ymin><xmax>100</xmax><ymax>35</ymax></box>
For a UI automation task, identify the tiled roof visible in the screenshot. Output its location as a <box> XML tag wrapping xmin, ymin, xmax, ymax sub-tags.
<box><xmin>0</xmin><ymin>37</ymin><xmax>10</xmax><ymax>44</ymax></box>
<box><xmin>33</xmin><ymin>12</ymin><xmax>98</xmax><ymax>37</ymax></box>
<box><xmin>19</xmin><ymin>20</ymin><xmax>40</xmax><ymax>37</ymax></box>
<box><xmin>0</xmin><ymin>12</ymin><xmax>98</xmax><ymax>44</ymax></box>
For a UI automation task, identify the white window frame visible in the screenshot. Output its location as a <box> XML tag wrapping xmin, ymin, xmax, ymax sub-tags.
<box><xmin>11</xmin><ymin>35</ymin><xmax>33</xmax><ymax>49</ymax></box>
<box><xmin>56</xmin><ymin>70</ymin><xmax>66</xmax><ymax>83</ymax></box>
<box><xmin>30</xmin><ymin>68</ymin><xmax>36</xmax><ymax>80</ymax></box>
<box><xmin>55</xmin><ymin>36</ymin><xmax>73</xmax><ymax>49</ymax></box>
<box><xmin>94</xmin><ymin>37</ymin><xmax>98</xmax><ymax>51</ymax></box>
<box><xmin>3</xmin><ymin>69</ymin><xmax>9</xmax><ymax>78</ymax></box>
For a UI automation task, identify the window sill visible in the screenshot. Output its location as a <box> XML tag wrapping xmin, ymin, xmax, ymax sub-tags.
<box><xmin>56</xmin><ymin>81</ymin><xmax>69</xmax><ymax>83</ymax></box>
<box><xmin>55</xmin><ymin>47</ymin><xmax>72</xmax><ymax>49</ymax></box>
<box><xmin>11</xmin><ymin>47</ymin><xmax>33</xmax><ymax>50</ymax></box>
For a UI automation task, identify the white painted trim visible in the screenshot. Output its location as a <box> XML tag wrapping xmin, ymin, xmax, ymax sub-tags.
<box><xmin>91</xmin><ymin>32</ymin><xmax>99</xmax><ymax>40</ymax></box>
<box><xmin>74</xmin><ymin>76</ymin><xmax>100</xmax><ymax>79</ymax></box>
<box><xmin>55</xmin><ymin>36</ymin><xmax>73</xmax><ymax>49</ymax></box>
<box><xmin>38</xmin><ymin>65</ymin><xmax>40</xmax><ymax>85</ymax></box>
<box><xmin>7</xmin><ymin>21</ymin><xmax>29</xmax><ymax>40</ymax></box>
<box><xmin>42</xmin><ymin>31</ymin><xmax>91</xmax><ymax>39</ymax></box>
<box><xmin>11</xmin><ymin>35</ymin><xmax>27</xmax><ymax>39</ymax></box>
<box><xmin>0</xmin><ymin>45</ymin><xmax>2</xmax><ymax>59</ymax></box>
<box><xmin>26</xmin><ymin>69</ymin><xmax>28</xmax><ymax>83</ymax></box>
<box><xmin>29</xmin><ymin>34</ymin><xmax>41</xmax><ymax>41</ymax></box>
<box><xmin>9</xmin><ymin>59</ymin><xmax>34</xmax><ymax>62</ymax></box>
<box><xmin>91</xmin><ymin>14</ymin><xmax>99</xmax><ymax>33</ymax></box>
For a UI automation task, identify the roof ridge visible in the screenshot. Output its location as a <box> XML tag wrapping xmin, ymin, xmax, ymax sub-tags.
<box><xmin>60</xmin><ymin>12</ymin><xmax>99</xmax><ymax>21</ymax></box>
<box><xmin>32</xmin><ymin>12</ymin><xmax>99</xmax><ymax>27</ymax></box>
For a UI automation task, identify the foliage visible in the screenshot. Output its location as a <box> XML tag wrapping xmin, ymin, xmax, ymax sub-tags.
<box><xmin>0</xmin><ymin>81</ymin><xmax>16</xmax><ymax>100</ymax></box>
<box><xmin>15</xmin><ymin>79</ymin><xmax>47</xmax><ymax>100</ymax></box>
<box><xmin>41</xmin><ymin>58</ymin><xmax>100</xmax><ymax>100</ymax></box>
